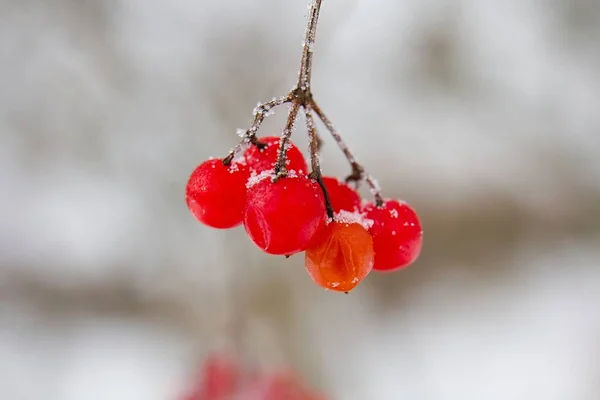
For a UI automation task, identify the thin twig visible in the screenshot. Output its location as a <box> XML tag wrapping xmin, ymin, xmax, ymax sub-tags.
<box><xmin>273</xmin><ymin>101</ymin><xmax>301</xmax><ymax>178</ymax></box>
<box><xmin>223</xmin><ymin>0</ymin><xmax>384</xmax><ymax>207</ymax></box>
<box><xmin>222</xmin><ymin>95</ymin><xmax>292</xmax><ymax>165</ymax></box>
<box><xmin>297</xmin><ymin>0</ymin><xmax>322</xmax><ymax>91</ymax></box>
<box><xmin>274</xmin><ymin>0</ymin><xmax>323</xmax><ymax>177</ymax></box>
<box><xmin>310</xmin><ymin>99</ymin><xmax>384</xmax><ymax>206</ymax></box>
<box><xmin>305</xmin><ymin>105</ymin><xmax>334</xmax><ymax>218</ymax></box>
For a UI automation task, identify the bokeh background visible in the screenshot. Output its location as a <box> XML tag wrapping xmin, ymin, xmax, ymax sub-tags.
<box><xmin>1</xmin><ymin>0</ymin><xmax>600</xmax><ymax>399</ymax></box>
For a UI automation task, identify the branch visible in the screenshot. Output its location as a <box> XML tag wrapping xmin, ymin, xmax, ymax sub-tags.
<box><xmin>310</xmin><ymin>99</ymin><xmax>384</xmax><ymax>206</ymax></box>
<box><xmin>273</xmin><ymin>0</ymin><xmax>323</xmax><ymax>177</ymax></box>
<box><xmin>273</xmin><ymin>101</ymin><xmax>302</xmax><ymax>178</ymax></box>
<box><xmin>223</xmin><ymin>0</ymin><xmax>384</xmax><ymax>208</ymax></box>
<box><xmin>297</xmin><ymin>0</ymin><xmax>323</xmax><ymax>90</ymax></box>
<box><xmin>222</xmin><ymin>95</ymin><xmax>292</xmax><ymax>165</ymax></box>
<box><xmin>305</xmin><ymin>104</ymin><xmax>334</xmax><ymax>218</ymax></box>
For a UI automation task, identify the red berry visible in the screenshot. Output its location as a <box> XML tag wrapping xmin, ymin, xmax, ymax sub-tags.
<box><xmin>185</xmin><ymin>159</ymin><xmax>250</xmax><ymax>229</ymax></box>
<box><xmin>248</xmin><ymin>371</ymin><xmax>326</xmax><ymax>400</ymax></box>
<box><xmin>182</xmin><ymin>352</ymin><xmax>327</xmax><ymax>400</ymax></box>
<box><xmin>305</xmin><ymin>220</ymin><xmax>374</xmax><ymax>292</ymax></box>
<box><xmin>363</xmin><ymin>199</ymin><xmax>422</xmax><ymax>272</ymax></box>
<box><xmin>244</xmin><ymin>136</ymin><xmax>308</xmax><ymax>174</ymax></box>
<box><xmin>183</xmin><ymin>353</ymin><xmax>238</xmax><ymax>400</ymax></box>
<box><xmin>322</xmin><ymin>176</ymin><xmax>361</xmax><ymax>213</ymax></box>
<box><xmin>244</xmin><ymin>173</ymin><xmax>326</xmax><ymax>255</ymax></box>
<box><xmin>200</xmin><ymin>354</ymin><xmax>238</xmax><ymax>399</ymax></box>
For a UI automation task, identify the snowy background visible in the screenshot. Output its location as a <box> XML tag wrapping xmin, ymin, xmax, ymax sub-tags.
<box><xmin>1</xmin><ymin>0</ymin><xmax>600</xmax><ymax>399</ymax></box>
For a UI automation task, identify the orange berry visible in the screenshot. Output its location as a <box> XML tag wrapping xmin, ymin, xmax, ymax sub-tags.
<box><xmin>304</xmin><ymin>221</ymin><xmax>374</xmax><ymax>292</ymax></box>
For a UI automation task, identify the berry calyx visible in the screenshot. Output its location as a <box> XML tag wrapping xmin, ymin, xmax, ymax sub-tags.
<box><xmin>363</xmin><ymin>199</ymin><xmax>423</xmax><ymax>272</ymax></box>
<box><xmin>322</xmin><ymin>176</ymin><xmax>361</xmax><ymax>213</ymax></box>
<box><xmin>244</xmin><ymin>136</ymin><xmax>308</xmax><ymax>174</ymax></box>
<box><xmin>244</xmin><ymin>173</ymin><xmax>326</xmax><ymax>255</ymax></box>
<box><xmin>186</xmin><ymin>159</ymin><xmax>250</xmax><ymax>229</ymax></box>
<box><xmin>305</xmin><ymin>219</ymin><xmax>374</xmax><ymax>292</ymax></box>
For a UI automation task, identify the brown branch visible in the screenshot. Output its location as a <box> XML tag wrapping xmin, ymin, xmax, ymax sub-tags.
<box><xmin>223</xmin><ymin>0</ymin><xmax>384</xmax><ymax>208</ymax></box>
<box><xmin>222</xmin><ymin>95</ymin><xmax>292</xmax><ymax>165</ymax></box>
<box><xmin>310</xmin><ymin>99</ymin><xmax>384</xmax><ymax>206</ymax></box>
<box><xmin>274</xmin><ymin>0</ymin><xmax>323</xmax><ymax>177</ymax></box>
<box><xmin>273</xmin><ymin>101</ymin><xmax>302</xmax><ymax>178</ymax></box>
<box><xmin>305</xmin><ymin>105</ymin><xmax>334</xmax><ymax>218</ymax></box>
<box><xmin>297</xmin><ymin>0</ymin><xmax>322</xmax><ymax>91</ymax></box>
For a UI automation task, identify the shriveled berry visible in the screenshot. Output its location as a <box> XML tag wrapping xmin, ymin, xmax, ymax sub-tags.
<box><xmin>244</xmin><ymin>173</ymin><xmax>326</xmax><ymax>255</ymax></box>
<box><xmin>363</xmin><ymin>199</ymin><xmax>422</xmax><ymax>272</ymax></box>
<box><xmin>244</xmin><ymin>136</ymin><xmax>308</xmax><ymax>174</ymax></box>
<box><xmin>322</xmin><ymin>176</ymin><xmax>361</xmax><ymax>213</ymax></box>
<box><xmin>185</xmin><ymin>159</ymin><xmax>249</xmax><ymax>229</ymax></box>
<box><xmin>305</xmin><ymin>221</ymin><xmax>374</xmax><ymax>292</ymax></box>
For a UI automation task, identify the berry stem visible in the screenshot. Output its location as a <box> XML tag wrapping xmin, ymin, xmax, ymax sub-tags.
<box><xmin>273</xmin><ymin>101</ymin><xmax>302</xmax><ymax>179</ymax></box>
<box><xmin>223</xmin><ymin>0</ymin><xmax>384</xmax><ymax>208</ymax></box>
<box><xmin>305</xmin><ymin>105</ymin><xmax>334</xmax><ymax>218</ymax></box>
<box><xmin>222</xmin><ymin>94</ymin><xmax>292</xmax><ymax>166</ymax></box>
<box><xmin>274</xmin><ymin>0</ymin><xmax>323</xmax><ymax>177</ymax></box>
<box><xmin>310</xmin><ymin>99</ymin><xmax>384</xmax><ymax>206</ymax></box>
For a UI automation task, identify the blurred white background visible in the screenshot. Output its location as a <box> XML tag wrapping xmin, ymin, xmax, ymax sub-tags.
<box><xmin>1</xmin><ymin>0</ymin><xmax>599</xmax><ymax>399</ymax></box>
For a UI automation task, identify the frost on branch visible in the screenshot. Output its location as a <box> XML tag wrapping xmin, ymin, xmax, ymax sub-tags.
<box><xmin>185</xmin><ymin>0</ymin><xmax>423</xmax><ymax>291</ymax></box>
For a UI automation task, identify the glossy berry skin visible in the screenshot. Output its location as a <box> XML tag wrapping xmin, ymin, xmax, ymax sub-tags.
<box><xmin>363</xmin><ymin>199</ymin><xmax>422</xmax><ymax>272</ymax></box>
<box><xmin>322</xmin><ymin>176</ymin><xmax>361</xmax><ymax>213</ymax></box>
<box><xmin>305</xmin><ymin>221</ymin><xmax>374</xmax><ymax>292</ymax></box>
<box><xmin>244</xmin><ymin>174</ymin><xmax>326</xmax><ymax>255</ymax></box>
<box><xmin>244</xmin><ymin>136</ymin><xmax>308</xmax><ymax>174</ymax></box>
<box><xmin>185</xmin><ymin>159</ymin><xmax>250</xmax><ymax>229</ymax></box>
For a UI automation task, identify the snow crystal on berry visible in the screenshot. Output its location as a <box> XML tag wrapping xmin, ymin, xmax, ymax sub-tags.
<box><xmin>389</xmin><ymin>208</ymin><xmax>399</xmax><ymax>218</ymax></box>
<box><xmin>246</xmin><ymin>170</ymin><xmax>274</xmax><ymax>188</ymax></box>
<box><xmin>245</xmin><ymin>169</ymin><xmax>303</xmax><ymax>189</ymax></box>
<box><xmin>228</xmin><ymin>162</ymin><xmax>243</xmax><ymax>173</ymax></box>
<box><xmin>232</xmin><ymin>154</ymin><xmax>247</xmax><ymax>166</ymax></box>
<box><xmin>335</xmin><ymin>209</ymin><xmax>374</xmax><ymax>230</ymax></box>
<box><xmin>286</xmin><ymin>169</ymin><xmax>300</xmax><ymax>178</ymax></box>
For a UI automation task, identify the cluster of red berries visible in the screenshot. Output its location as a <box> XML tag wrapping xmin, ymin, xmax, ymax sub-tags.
<box><xmin>182</xmin><ymin>352</ymin><xmax>325</xmax><ymax>400</ymax></box>
<box><xmin>185</xmin><ymin>136</ymin><xmax>423</xmax><ymax>292</ymax></box>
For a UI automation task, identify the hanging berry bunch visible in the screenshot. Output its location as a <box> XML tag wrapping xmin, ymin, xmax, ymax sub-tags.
<box><xmin>185</xmin><ymin>0</ymin><xmax>423</xmax><ymax>293</ymax></box>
